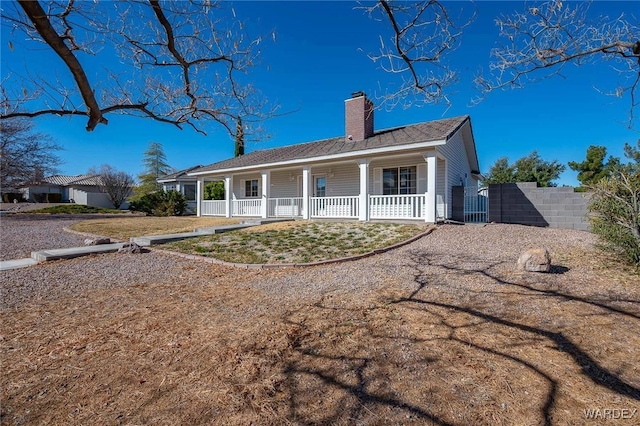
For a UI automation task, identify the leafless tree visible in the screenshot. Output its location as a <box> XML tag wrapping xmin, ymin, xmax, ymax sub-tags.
<box><xmin>0</xmin><ymin>117</ymin><xmax>62</xmax><ymax>191</ymax></box>
<box><xmin>1</xmin><ymin>0</ymin><xmax>274</xmax><ymax>136</ymax></box>
<box><xmin>360</xmin><ymin>0</ymin><xmax>474</xmax><ymax>111</ymax></box>
<box><xmin>94</xmin><ymin>164</ymin><xmax>134</xmax><ymax>209</ymax></box>
<box><xmin>475</xmin><ymin>0</ymin><xmax>640</xmax><ymax>127</ymax></box>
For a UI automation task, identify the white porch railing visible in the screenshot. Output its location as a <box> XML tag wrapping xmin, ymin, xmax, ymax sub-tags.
<box><xmin>233</xmin><ymin>199</ymin><xmax>261</xmax><ymax>216</ymax></box>
<box><xmin>369</xmin><ymin>194</ymin><xmax>426</xmax><ymax>219</ymax></box>
<box><xmin>310</xmin><ymin>196</ymin><xmax>359</xmax><ymax>218</ymax></box>
<box><xmin>268</xmin><ymin>197</ymin><xmax>303</xmax><ymax>217</ymax></box>
<box><xmin>201</xmin><ymin>200</ymin><xmax>226</xmax><ymax>216</ymax></box>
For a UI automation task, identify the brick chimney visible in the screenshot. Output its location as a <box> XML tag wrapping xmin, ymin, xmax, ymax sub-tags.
<box><xmin>345</xmin><ymin>91</ymin><xmax>374</xmax><ymax>142</ymax></box>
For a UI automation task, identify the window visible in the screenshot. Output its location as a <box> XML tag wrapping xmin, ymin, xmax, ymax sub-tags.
<box><xmin>383</xmin><ymin>166</ymin><xmax>416</xmax><ymax>195</ymax></box>
<box><xmin>183</xmin><ymin>184</ymin><xmax>196</xmax><ymax>201</ymax></box>
<box><xmin>164</xmin><ymin>184</ymin><xmax>176</xmax><ymax>191</ymax></box>
<box><xmin>245</xmin><ymin>179</ymin><xmax>258</xmax><ymax>197</ymax></box>
<box><xmin>314</xmin><ymin>176</ymin><xmax>326</xmax><ymax>197</ymax></box>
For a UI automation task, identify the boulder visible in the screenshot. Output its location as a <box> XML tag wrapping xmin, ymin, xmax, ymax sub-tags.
<box><xmin>118</xmin><ymin>242</ymin><xmax>142</xmax><ymax>254</ymax></box>
<box><xmin>84</xmin><ymin>237</ymin><xmax>110</xmax><ymax>245</ymax></box>
<box><xmin>517</xmin><ymin>248</ymin><xmax>551</xmax><ymax>272</ymax></box>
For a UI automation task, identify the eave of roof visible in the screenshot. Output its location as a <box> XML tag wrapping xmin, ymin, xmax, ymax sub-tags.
<box><xmin>157</xmin><ymin>165</ymin><xmax>203</xmax><ymax>182</ymax></box>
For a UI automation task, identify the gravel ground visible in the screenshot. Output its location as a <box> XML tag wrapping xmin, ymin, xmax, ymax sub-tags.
<box><xmin>0</xmin><ymin>215</ymin><xmax>92</xmax><ymax>261</ymax></box>
<box><xmin>0</xmin><ymin>218</ymin><xmax>601</xmax><ymax>310</ymax></box>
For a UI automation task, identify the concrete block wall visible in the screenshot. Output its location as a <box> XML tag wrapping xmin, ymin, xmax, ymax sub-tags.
<box><xmin>488</xmin><ymin>183</ymin><xmax>591</xmax><ymax>231</ymax></box>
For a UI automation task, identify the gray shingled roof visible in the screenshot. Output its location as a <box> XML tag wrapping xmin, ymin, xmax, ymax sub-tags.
<box><xmin>42</xmin><ymin>174</ymin><xmax>101</xmax><ymax>186</ymax></box>
<box><xmin>158</xmin><ymin>165</ymin><xmax>203</xmax><ymax>181</ymax></box>
<box><xmin>192</xmin><ymin>115</ymin><xmax>470</xmax><ymax>174</ymax></box>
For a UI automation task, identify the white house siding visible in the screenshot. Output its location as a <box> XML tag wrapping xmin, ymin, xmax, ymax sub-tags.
<box><xmin>312</xmin><ymin>163</ymin><xmax>360</xmax><ymax>197</ymax></box>
<box><xmin>270</xmin><ymin>170</ymin><xmax>300</xmax><ymax>198</ymax></box>
<box><xmin>23</xmin><ymin>185</ymin><xmax>65</xmax><ymax>202</ymax></box>
<box><xmin>435</xmin><ymin>127</ymin><xmax>474</xmax><ymax>216</ymax></box>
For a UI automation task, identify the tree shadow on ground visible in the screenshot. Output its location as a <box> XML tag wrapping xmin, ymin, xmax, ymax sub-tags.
<box><xmin>275</xmin><ymin>249</ymin><xmax>639</xmax><ymax>425</ymax></box>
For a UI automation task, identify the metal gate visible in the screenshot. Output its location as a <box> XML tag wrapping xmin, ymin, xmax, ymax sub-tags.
<box><xmin>464</xmin><ymin>187</ymin><xmax>489</xmax><ymax>223</ymax></box>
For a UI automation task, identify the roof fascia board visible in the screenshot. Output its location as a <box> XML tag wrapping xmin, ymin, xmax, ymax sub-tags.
<box><xmin>189</xmin><ymin>139</ymin><xmax>447</xmax><ymax>177</ymax></box>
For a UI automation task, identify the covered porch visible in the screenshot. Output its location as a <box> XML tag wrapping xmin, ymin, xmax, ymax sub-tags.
<box><xmin>194</xmin><ymin>151</ymin><xmax>448</xmax><ymax>223</ymax></box>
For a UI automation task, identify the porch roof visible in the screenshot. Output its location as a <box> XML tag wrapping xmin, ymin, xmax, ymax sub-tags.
<box><xmin>158</xmin><ymin>165</ymin><xmax>203</xmax><ymax>183</ymax></box>
<box><xmin>191</xmin><ymin>115</ymin><xmax>471</xmax><ymax>175</ymax></box>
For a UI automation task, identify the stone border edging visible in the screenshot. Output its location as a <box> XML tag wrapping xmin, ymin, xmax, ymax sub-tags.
<box><xmin>147</xmin><ymin>226</ymin><xmax>437</xmax><ymax>269</ymax></box>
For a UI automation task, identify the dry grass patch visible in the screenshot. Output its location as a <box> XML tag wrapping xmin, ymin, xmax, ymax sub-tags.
<box><xmin>164</xmin><ymin>221</ymin><xmax>429</xmax><ymax>264</ymax></box>
<box><xmin>69</xmin><ymin>216</ymin><xmax>241</xmax><ymax>240</ymax></box>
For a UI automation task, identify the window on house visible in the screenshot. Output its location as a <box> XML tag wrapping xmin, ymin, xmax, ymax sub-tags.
<box><xmin>383</xmin><ymin>166</ymin><xmax>417</xmax><ymax>195</ymax></box>
<box><xmin>183</xmin><ymin>184</ymin><xmax>196</xmax><ymax>201</ymax></box>
<box><xmin>314</xmin><ymin>176</ymin><xmax>326</xmax><ymax>197</ymax></box>
<box><xmin>245</xmin><ymin>179</ymin><xmax>259</xmax><ymax>197</ymax></box>
<box><xmin>165</xmin><ymin>184</ymin><xmax>176</xmax><ymax>192</ymax></box>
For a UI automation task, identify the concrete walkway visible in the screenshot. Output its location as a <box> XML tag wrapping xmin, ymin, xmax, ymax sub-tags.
<box><xmin>0</xmin><ymin>219</ymin><xmax>290</xmax><ymax>271</ymax></box>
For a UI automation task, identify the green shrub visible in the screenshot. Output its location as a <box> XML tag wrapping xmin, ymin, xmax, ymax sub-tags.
<box><xmin>204</xmin><ymin>181</ymin><xmax>225</xmax><ymax>200</ymax></box>
<box><xmin>588</xmin><ymin>168</ymin><xmax>640</xmax><ymax>267</ymax></box>
<box><xmin>129</xmin><ymin>190</ymin><xmax>187</xmax><ymax>216</ymax></box>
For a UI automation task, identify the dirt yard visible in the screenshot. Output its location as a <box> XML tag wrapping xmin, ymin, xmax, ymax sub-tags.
<box><xmin>1</xmin><ymin>221</ymin><xmax>639</xmax><ymax>425</ymax></box>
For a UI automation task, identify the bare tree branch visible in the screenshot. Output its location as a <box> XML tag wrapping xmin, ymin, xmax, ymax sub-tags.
<box><xmin>475</xmin><ymin>0</ymin><xmax>640</xmax><ymax>127</ymax></box>
<box><xmin>361</xmin><ymin>0</ymin><xmax>474</xmax><ymax>110</ymax></box>
<box><xmin>16</xmin><ymin>0</ymin><xmax>106</xmax><ymax>131</ymax></box>
<box><xmin>1</xmin><ymin>0</ymin><xmax>276</xmax><ymax>137</ymax></box>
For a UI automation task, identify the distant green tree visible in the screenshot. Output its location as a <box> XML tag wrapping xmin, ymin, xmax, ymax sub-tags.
<box><xmin>132</xmin><ymin>142</ymin><xmax>173</xmax><ymax>199</ymax></box>
<box><xmin>512</xmin><ymin>151</ymin><xmax>565</xmax><ymax>187</ymax></box>
<box><xmin>482</xmin><ymin>157</ymin><xmax>515</xmax><ymax>185</ymax></box>
<box><xmin>483</xmin><ymin>151</ymin><xmax>564</xmax><ymax>187</ymax></box>
<box><xmin>234</xmin><ymin>116</ymin><xmax>245</xmax><ymax>157</ymax></box>
<box><xmin>204</xmin><ymin>182</ymin><xmax>225</xmax><ymax>200</ymax></box>
<box><xmin>568</xmin><ymin>145</ymin><xmax>622</xmax><ymax>187</ymax></box>
<box><xmin>623</xmin><ymin>140</ymin><xmax>640</xmax><ymax>164</ymax></box>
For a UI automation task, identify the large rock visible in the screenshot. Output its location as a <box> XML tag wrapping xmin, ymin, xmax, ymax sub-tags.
<box><xmin>517</xmin><ymin>248</ymin><xmax>551</xmax><ymax>272</ymax></box>
<box><xmin>84</xmin><ymin>237</ymin><xmax>110</xmax><ymax>246</ymax></box>
<box><xmin>118</xmin><ymin>242</ymin><xmax>142</xmax><ymax>254</ymax></box>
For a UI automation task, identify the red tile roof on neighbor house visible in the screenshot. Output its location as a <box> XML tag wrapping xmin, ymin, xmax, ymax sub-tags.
<box><xmin>190</xmin><ymin>115</ymin><xmax>471</xmax><ymax>175</ymax></box>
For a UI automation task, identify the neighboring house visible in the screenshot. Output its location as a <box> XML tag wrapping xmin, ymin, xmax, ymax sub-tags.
<box><xmin>157</xmin><ymin>165</ymin><xmax>202</xmax><ymax>214</ymax></box>
<box><xmin>188</xmin><ymin>92</ymin><xmax>481</xmax><ymax>223</ymax></box>
<box><xmin>21</xmin><ymin>174</ymin><xmax>130</xmax><ymax>209</ymax></box>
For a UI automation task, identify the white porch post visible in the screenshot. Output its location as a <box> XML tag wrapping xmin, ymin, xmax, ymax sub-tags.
<box><xmin>302</xmin><ymin>166</ymin><xmax>311</xmax><ymax>220</ymax></box>
<box><xmin>358</xmin><ymin>159</ymin><xmax>370</xmax><ymax>221</ymax></box>
<box><xmin>196</xmin><ymin>178</ymin><xmax>203</xmax><ymax>217</ymax></box>
<box><xmin>261</xmin><ymin>170</ymin><xmax>270</xmax><ymax>219</ymax></box>
<box><xmin>425</xmin><ymin>152</ymin><xmax>437</xmax><ymax>223</ymax></box>
<box><xmin>225</xmin><ymin>174</ymin><xmax>233</xmax><ymax>218</ymax></box>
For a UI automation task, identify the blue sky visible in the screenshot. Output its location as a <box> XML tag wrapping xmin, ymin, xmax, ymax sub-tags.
<box><xmin>2</xmin><ymin>1</ymin><xmax>638</xmax><ymax>186</ymax></box>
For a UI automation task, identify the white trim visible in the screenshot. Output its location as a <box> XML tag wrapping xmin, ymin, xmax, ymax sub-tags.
<box><xmin>188</xmin><ymin>139</ymin><xmax>447</xmax><ymax>177</ymax></box>
<box><xmin>425</xmin><ymin>152</ymin><xmax>437</xmax><ymax>223</ymax></box>
<box><xmin>196</xmin><ymin>178</ymin><xmax>203</xmax><ymax>217</ymax></box>
<box><xmin>302</xmin><ymin>166</ymin><xmax>311</xmax><ymax>220</ymax></box>
<box><xmin>359</xmin><ymin>160</ymin><xmax>370</xmax><ymax>221</ymax></box>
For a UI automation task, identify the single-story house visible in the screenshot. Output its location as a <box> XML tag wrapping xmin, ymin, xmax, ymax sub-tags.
<box><xmin>188</xmin><ymin>92</ymin><xmax>481</xmax><ymax>223</ymax></box>
<box><xmin>21</xmin><ymin>174</ymin><xmax>130</xmax><ymax>209</ymax></box>
<box><xmin>157</xmin><ymin>165</ymin><xmax>202</xmax><ymax>214</ymax></box>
